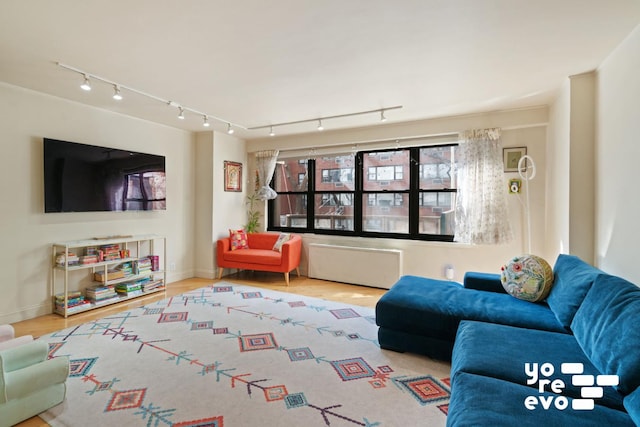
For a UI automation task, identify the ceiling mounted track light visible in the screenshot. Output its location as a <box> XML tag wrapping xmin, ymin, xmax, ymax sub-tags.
<box><xmin>80</xmin><ymin>75</ymin><xmax>91</xmax><ymax>91</ymax></box>
<box><xmin>112</xmin><ymin>85</ymin><xmax>122</xmax><ymax>100</ymax></box>
<box><xmin>249</xmin><ymin>105</ymin><xmax>402</xmax><ymax>136</ymax></box>
<box><xmin>57</xmin><ymin>62</ymin><xmax>402</xmax><ymax>136</ymax></box>
<box><xmin>56</xmin><ymin>62</ymin><xmax>244</xmax><ymax>132</ymax></box>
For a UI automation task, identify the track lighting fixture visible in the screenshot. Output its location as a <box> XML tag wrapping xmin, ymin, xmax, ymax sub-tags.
<box><xmin>57</xmin><ymin>62</ymin><xmax>401</xmax><ymax>135</ymax></box>
<box><xmin>112</xmin><ymin>85</ymin><xmax>122</xmax><ymax>100</ymax></box>
<box><xmin>248</xmin><ymin>105</ymin><xmax>402</xmax><ymax>136</ymax></box>
<box><xmin>80</xmin><ymin>75</ymin><xmax>91</xmax><ymax>91</ymax></box>
<box><xmin>57</xmin><ymin>62</ymin><xmax>244</xmax><ymax>132</ymax></box>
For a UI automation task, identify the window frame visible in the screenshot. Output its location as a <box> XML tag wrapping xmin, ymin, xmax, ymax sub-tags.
<box><xmin>268</xmin><ymin>143</ymin><xmax>457</xmax><ymax>242</ymax></box>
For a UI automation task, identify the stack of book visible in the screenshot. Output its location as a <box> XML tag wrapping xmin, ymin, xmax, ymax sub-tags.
<box><xmin>115</xmin><ymin>281</ymin><xmax>143</xmax><ymax>297</ymax></box>
<box><xmin>55</xmin><ymin>252</ymin><xmax>79</xmax><ymax>267</ymax></box>
<box><xmin>80</xmin><ymin>254</ymin><xmax>99</xmax><ymax>265</ymax></box>
<box><xmin>142</xmin><ymin>279</ymin><xmax>164</xmax><ymax>292</ymax></box>
<box><xmin>55</xmin><ymin>291</ymin><xmax>91</xmax><ymax>314</ymax></box>
<box><xmin>85</xmin><ymin>284</ymin><xmax>119</xmax><ymax>304</ymax></box>
<box><xmin>135</xmin><ymin>257</ymin><xmax>153</xmax><ymax>275</ymax></box>
<box><xmin>117</xmin><ymin>261</ymin><xmax>134</xmax><ymax>276</ymax></box>
<box><xmin>99</xmin><ymin>244</ymin><xmax>121</xmax><ymax>262</ymax></box>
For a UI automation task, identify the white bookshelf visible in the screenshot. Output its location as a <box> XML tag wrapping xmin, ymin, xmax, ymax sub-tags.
<box><xmin>51</xmin><ymin>234</ymin><xmax>166</xmax><ymax>317</ymax></box>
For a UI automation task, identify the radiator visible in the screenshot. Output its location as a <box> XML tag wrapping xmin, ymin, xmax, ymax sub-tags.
<box><xmin>308</xmin><ymin>244</ymin><xmax>403</xmax><ymax>289</ymax></box>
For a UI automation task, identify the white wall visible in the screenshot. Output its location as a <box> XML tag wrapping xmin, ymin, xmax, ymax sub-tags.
<box><xmin>0</xmin><ymin>83</ymin><xmax>196</xmax><ymax>323</ymax></box>
<box><xmin>595</xmin><ymin>24</ymin><xmax>640</xmax><ymax>283</ymax></box>
<box><xmin>246</xmin><ymin>108</ymin><xmax>551</xmax><ymax>282</ymax></box>
<box><xmin>193</xmin><ymin>130</ymin><xmax>246</xmax><ymax>279</ymax></box>
<box><xmin>569</xmin><ymin>73</ymin><xmax>596</xmax><ymax>264</ymax></box>
<box><xmin>546</xmin><ymin>79</ymin><xmax>571</xmax><ymax>258</ymax></box>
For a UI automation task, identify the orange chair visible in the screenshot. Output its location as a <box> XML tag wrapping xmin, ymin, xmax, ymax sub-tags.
<box><xmin>217</xmin><ymin>233</ymin><xmax>302</xmax><ymax>285</ymax></box>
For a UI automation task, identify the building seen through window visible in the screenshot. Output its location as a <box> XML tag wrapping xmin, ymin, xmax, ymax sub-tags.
<box><xmin>269</xmin><ymin>143</ymin><xmax>457</xmax><ymax>241</ymax></box>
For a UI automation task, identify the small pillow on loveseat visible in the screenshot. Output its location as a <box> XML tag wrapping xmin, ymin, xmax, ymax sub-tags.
<box><xmin>272</xmin><ymin>233</ymin><xmax>291</xmax><ymax>252</ymax></box>
<box><xmin>500</xmin><ymin>255</ymin><xmax>554</xmax><ymax>302</ymax></box>
<box><xmin>229</xmin><ymin>229</ymin><xmax>249</xmax><ymax>250</ymax></box>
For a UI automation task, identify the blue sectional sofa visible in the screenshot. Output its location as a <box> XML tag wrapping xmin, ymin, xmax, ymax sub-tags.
<box><xmin>375</xmin><ymin>254</ymin><xmax>640</xmax><ymax>426</ymax></box>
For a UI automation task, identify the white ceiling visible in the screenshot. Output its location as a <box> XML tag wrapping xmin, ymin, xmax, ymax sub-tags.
<box><xmin>1</xmin><ymin>1</ymin><xmax>639</xmax><ymax>138</ymax></box>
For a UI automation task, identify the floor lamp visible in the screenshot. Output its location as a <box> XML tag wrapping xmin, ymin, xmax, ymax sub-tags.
<box><xmin>518</xmin><ymin>155</ymin><xmax>536</xmax><ymax>254</ymax></box>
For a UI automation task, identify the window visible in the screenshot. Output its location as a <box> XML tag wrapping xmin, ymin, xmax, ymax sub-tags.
<box><xmin>271</xmin><ymin>159</ymin><xmax>308</xmax><ymax>228</ymax></box>
<box><xmin>268</xmin><ymin>143</ymin><xmax>458</xmax><ymax>241</ymax></box>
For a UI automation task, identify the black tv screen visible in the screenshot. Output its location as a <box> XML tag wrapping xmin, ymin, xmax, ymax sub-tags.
<box><xmin>44</xmin><ymin>138</ymin><xmax>166</xmax><ymax>213</ymax></box>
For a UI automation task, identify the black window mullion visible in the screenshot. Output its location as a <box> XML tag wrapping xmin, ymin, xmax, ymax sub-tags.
<box><xmin>307</xmin><ymin>158</ymin><xmax>316</xmax><ymax>232</ymax></box>
<box><xmin>354</xmin><ymin>152</ymin><xmax>363</xmax><ymax>234</ymax></box>
<box><xmin>409</xmin><ymin>148</ymin><xmax>419</xmax><ymax>235</ymax></box>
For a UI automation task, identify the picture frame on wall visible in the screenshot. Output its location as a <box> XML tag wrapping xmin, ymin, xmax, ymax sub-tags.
<box><xmin>503</xmin><ymin>147</ymin><xmax>527</xmax><ymax>172</ymax></box>
<box><xmin>224</xmin><ymin>161</ymin><xmax>242</xmax><ymax>192</ymax></box>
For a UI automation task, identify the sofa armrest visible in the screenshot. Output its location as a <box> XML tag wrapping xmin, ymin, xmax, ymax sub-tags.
<box><xmin>4</xmin><ymin>355</ymin><xmax>69</xmax><ymax>401</ymax></box>
<box><xmin>280</xmin><ymin>235</ymin><xmax>302</xmax><ymax>271</ymax></box>
<box><xmin>463</xmin><ymin>272</ymin><xmax>506</xmax><ymax>294</ymax></box>
<box><xmin>0</xmin><ymin>340</ymin><xmax>49</xmax><ymax>373</ymax></box>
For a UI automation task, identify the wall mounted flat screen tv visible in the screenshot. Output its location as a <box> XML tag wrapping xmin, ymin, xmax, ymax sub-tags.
<box><xmin>44</xmin><ymin>138</ymin><xmax>166</xmax><ymax>213</ymax></box>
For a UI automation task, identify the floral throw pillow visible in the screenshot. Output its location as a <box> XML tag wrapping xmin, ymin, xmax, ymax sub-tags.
<box><xmin>500</xmin><ymin>254</ymin><xmax>554</xmax><ymax>302</ymax></box>
<box><xmin>229</xmin><ymin>229</ymin><xmax>249</xmax><ymax>251</ymax></box>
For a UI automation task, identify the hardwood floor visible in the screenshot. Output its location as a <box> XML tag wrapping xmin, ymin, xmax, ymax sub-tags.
<box><xmin>11</xmin><ymin>273</ymin><xmax>387</xmax><ymax>427</ymax></box>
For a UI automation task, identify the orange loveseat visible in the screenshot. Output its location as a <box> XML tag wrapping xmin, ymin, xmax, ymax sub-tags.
<box><xmin>217</xmin><ymin>232</ymin><xmax>302</xmax><ymax>285</ymax></box>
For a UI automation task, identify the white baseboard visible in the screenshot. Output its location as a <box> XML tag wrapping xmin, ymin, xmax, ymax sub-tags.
<box><xmin>0</xmin><ymin>302</ymin><xmax>51</xmax><ymax>324</ymax></box>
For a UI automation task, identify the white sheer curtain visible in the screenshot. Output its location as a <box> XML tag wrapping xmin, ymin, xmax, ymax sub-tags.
<box><xmin>255</xmin><ymin>150</ymin><xmax>279</xmax><ymax>200</ymax></box>
<box><xmin>454</xmin><ymin>128</ymin><xmax>512</xmax><ymax>244</ymax></box>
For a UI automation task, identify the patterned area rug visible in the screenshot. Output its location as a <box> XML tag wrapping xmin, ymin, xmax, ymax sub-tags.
<box><xmin>40</xmin><ymin>284</ymin><xmax>450</xmax><ymax>426</ymax></box>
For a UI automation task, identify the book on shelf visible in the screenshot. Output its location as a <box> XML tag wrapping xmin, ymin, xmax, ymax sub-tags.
<box><xmin>85</xmin><ymin>284</ymin><xmax>118</xmax><ymax>301</ymax></box>
<box><xmin>148</xmin><ymin>255</ymin><xmax>160</xmax><ymax>271</ymax></box>
<box><xmin>56</xmin><ymin>300</ymin><xmax>91</xmax><ymax>314</ymax></box>
<box><xmin>142</xmin><ymin>279</ymin><xmax>164</xmax><ymax>292</ymax></box>
<box><xmin>98</xmin><ymin>244</ymin><xmax>122</xmax><ymax>262</ymax></box>
<box><xmin>55</xmin><ymin>252</ymin><xmax>79</xmax><ymax>266</ymax></box>
<box><xmin>91</xmin><ymin>295</ymin><xmax>122</xmax><ymax>306</ymax></box>
<box><xmin>135</xmin><ymin>257</ymin><xmax>153</xmax><ymax>275</ymax></box>
<box><xmin>116</xmin><ymin>262</ymin><xmax>134</xmax><ymax>276</ymax></box>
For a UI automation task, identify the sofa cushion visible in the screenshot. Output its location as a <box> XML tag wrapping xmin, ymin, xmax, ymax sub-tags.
<box><xmin>624</xmin><ymin>387</ymin><xmax>640</xmax><ymax>425</ymax></box>
<box><xmin>246</xmin><ymin>232</ymin><xmax>279</xmax><ymax>250</ymax></box>
<box><xmin>463</xmin><ymin>272</ymin><xmax>506</xmax><ymax>293</ymax></box>
<box><xmin>448</xmin><ymin>371</ymin><xmax>635</xmax><ymax>427</ymax></box>
<box><xmin>223</xmin><ymin>248</ymin><xmax>282</xmax><ymax>266</ymax></box>
<box><xmin>229</xmin><ymin>229</ymin><xmax>249</xmax><ymax>250</ymax></box>
<box><xmin>500</xmin><ymin>255</ymin><xmax>554</xmax><ymax>302</ymax></box>
<box><xmin>546</xmin><ymin>254</ymin><xmax>603</xmax><ymax>331</ymax></box>
<box><xmin>375</xmin><ymin>276</ymin><xmax>566</xmax><ymax>345</ymax></box>
<box><xmin>451</xmin><ymin>320</ymin><xmax>624</xmax><ymax>410</ymax></box>
<box><xmin>571</xmin><ymin>274</ymin><xmax>640</xmax><ymax>395</ymax></box>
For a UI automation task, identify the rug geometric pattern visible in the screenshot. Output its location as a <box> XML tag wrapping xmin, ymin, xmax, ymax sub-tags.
<box><xmin>39</xmin><ymin>283</ymin><xmax>450</xmax><ymax>426</ymax></box>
